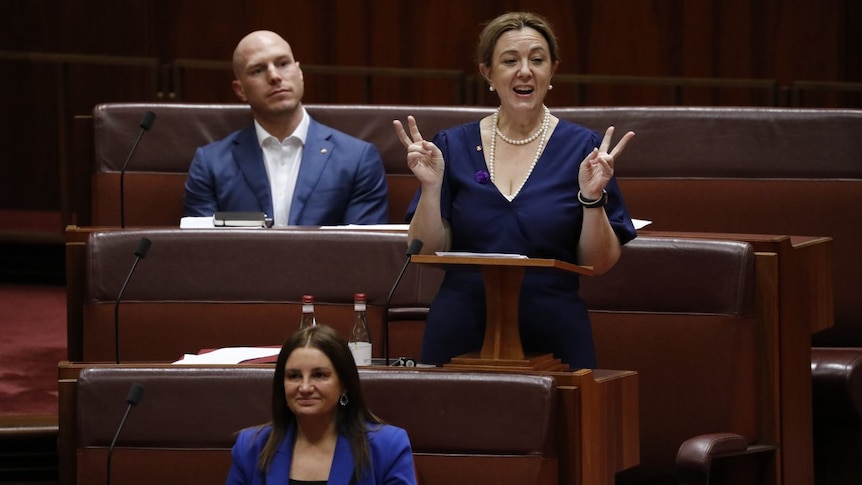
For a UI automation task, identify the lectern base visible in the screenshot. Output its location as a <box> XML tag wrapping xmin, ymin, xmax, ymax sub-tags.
<box><xmin>445</xmin><ymin>352</ymin><xmax>569</xmax><ymax>372</ymax></box>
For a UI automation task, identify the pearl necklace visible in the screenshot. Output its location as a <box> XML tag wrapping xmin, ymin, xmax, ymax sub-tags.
<box><xmin>488</xmin><ymin>105</ymin><xmax>550</xmax><ymax>202</ymax></box>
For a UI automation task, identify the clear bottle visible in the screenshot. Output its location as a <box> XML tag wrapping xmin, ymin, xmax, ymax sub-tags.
<box><xmin>299</xmin><ymin>294</ymin><xmax>317</xmax><ymax>329</ymax></box>
<box><xmin>349</xmin><ymin>293</ymin><xmax>372</xmax><ymax>366</ymax></box>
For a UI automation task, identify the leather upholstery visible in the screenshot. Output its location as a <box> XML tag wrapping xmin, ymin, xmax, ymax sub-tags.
<box><xmin>74</xmin><ymin>366</ymin><xmax>558</xmax><ymax>485</ymax></box>
<box><xmin>811</xmin><ymin>348</ymin><xmax>862</xmax><ymax>485</ymax></box>
<box><xmin>82</xmin><ymin>228</ymin><xmax>443</xmax><ymax>362</ymax></box>
<box><xmin>585</xmin><ymin>238</ymin><xmax>764</xmax><ymax>485</ymax></box>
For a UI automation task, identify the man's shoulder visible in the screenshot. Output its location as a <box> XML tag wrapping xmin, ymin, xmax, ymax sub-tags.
<box><xmin>198</xmin><ymin>125</ymin><xmax>254</xmax><ymax>151</ymax></box>
<box><xmin>309</xmin><ymin>118</ymin><xmax>374</xmax><ymax>148</ymax></box>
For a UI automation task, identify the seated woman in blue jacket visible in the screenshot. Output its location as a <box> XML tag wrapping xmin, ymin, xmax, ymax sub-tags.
<box><xmin>226</xmin><ymin>325</ymin><xmax>417</xmax><ymax>485</ymax></box>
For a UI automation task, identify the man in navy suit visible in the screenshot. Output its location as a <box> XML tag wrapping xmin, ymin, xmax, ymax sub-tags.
<box><xmin>184</xmin><ymin>30</ymin><xmax>388</xmax><ymax>226</ymax></box>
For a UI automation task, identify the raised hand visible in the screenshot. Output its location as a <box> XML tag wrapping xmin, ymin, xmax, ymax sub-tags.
<box><xmin>392</xmin><ymin>115</ymin><xmax>445</xmax><ymax>186</ymax></box>
<box><xmin>578</xmin><ymin>126</ymin><xmax>635</xmax><ymax>199</ymax></box>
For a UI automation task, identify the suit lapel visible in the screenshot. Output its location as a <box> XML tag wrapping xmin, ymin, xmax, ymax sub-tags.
<box><xmin>232</xmin><ymin>126</ymin><xmax>273</xmax><ymax>217</ymax></box>
<box><xmin>328</xmin><ymin>434</ymin><xmax>357</xmax><ymax>485</ymax></box>
<box><xmin>265</xmin><ymin>427</ymin><xmax>294</xmax><ymax>485</ymax></box>
<box><xmin>289</xmin><ymin>119</ymin><xmax>334</xmax><ymax>224</ymax></box>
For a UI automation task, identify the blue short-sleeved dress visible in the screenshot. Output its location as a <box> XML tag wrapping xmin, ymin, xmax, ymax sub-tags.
<box><xmin>406</xmin><ymin>119</ymin><xmax>637</xmax><ymax>369</ymax></box>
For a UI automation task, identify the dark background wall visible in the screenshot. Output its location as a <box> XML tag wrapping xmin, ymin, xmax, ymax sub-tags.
<box><xmin>1</xmin><ymin>0</ymin><xmax>860</xmax><ymax>219</ymax></box>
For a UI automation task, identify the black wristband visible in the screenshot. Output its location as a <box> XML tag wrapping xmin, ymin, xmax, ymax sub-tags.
<box><xmin>578</xmin><ymin>189</ymin><xmax>608</xmax><ymax>209</ymax></box>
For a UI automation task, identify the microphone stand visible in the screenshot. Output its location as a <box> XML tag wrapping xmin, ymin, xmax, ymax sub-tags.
<box><xmin>107</xmin><ymin>383</ymin><xmax>144</xmax><ymax>485</ymax></box>
<box><xmin>120</xmin><ymin>111</ymin><xmax>156</xmax><ymax>228</ymax></box>
<box><xmin>114</xmin><ymin>238</ymin><xmax>152</xmax><ymax>364</ymax></box>
<box><xmin>383</xmin><ymin>239</ymin><xmax>423</xmax><ymax>365</ymax></box>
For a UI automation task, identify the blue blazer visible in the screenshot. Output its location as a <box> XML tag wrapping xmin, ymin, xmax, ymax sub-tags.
<box><xmin>225</xmin><ymin>424</ymin><xmax>416</xmax><ymax>485</ymax></box>
<box><xmin>184</xmin><ymin>119</ymin><xmax>389</xmax><ymax>225</ymax></box>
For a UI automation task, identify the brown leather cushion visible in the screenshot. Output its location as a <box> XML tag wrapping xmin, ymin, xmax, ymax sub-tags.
<box><xmin>812</xmin><ymin>347</ymin><xmax>862</xmax><ymax>426</ymax></box>
<box><xmin>76</xmin><ymin>366</ymin><xmax>557</xmax><ymax>454</ymax></box>
<box><xmin>81</xmin><ymin>228</ymin><xmax>443</xmax><ymax>361</ymax></box>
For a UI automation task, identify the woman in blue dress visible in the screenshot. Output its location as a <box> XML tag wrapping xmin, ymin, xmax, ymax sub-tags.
<box><xmin>393</xmin><ymin>12</ymin><xmax>638</xmax><ymax>370</ymax></box>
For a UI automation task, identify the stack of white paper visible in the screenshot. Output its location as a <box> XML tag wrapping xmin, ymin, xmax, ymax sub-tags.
<box><xmin>172</xmin><ymin>346</ymin><xmax>280</xmax><ymax>364</ymax></box>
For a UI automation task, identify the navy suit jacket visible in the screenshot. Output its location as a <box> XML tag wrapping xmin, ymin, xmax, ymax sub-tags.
<box><xmin>225</xmin><ymin>424</ymin><xmax>416</xmax><ymax>485</ymax></box>
<box><xmin>184</xmin><ymin>118</ymin><xmax>389</xmax><ymax>225</ymax></box>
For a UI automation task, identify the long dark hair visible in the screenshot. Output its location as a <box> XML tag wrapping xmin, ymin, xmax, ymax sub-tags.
<box><xmin>257</xmin><ymin>325</ymin><xmax>381</xmax><ymax>482</ymax></box>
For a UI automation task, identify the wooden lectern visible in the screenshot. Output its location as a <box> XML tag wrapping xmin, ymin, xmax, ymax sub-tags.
<box><xmin>410</xmin><ymin>254</ymin><xmax>593</xmax><ymax>371</ymax></box>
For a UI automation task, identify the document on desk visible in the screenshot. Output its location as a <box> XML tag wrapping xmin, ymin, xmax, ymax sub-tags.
<box><xmin>318</xmin><ymin>222</ymin><xmax>651</xmax><ymax>232</ymax></box>
<box><xmin>435</xmin><ymin>252</ymin><xmax>528</xmax><ymax>259</ymax></box>
<box><xmin>172</xmin><ymin>346</ymin><xmax>280</xmax><ymax>364</ymax></box>
<box><xmin>319</xmin><ymin>224</ymin><xmax>410</xmax><ymax>231</ymax></box>
<box><xmin>633</xmin><ymin>218</ymin><xmax>652</xmax><ymax>230</ymax></box>
<box><xmin>179</xmin><ymin>216</ymin><xmax>216</xmax><ymax>228</ymax></box>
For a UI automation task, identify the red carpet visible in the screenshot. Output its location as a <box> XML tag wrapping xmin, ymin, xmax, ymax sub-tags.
<box><xmin>0</xmin><ymin>284</ymin><xmax>66</xmax><ymax>416</ymax></box>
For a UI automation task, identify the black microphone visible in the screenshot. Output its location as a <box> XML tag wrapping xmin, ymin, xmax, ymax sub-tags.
<box><xmin>114</xmin><ymin>237</ymin><xmax>152</xmax><ymax>364</ymax></box>
<box><xmin>383</xmin><ymin>239</ymin><xmax>424</xmax><ymax>365</ymax></box>
<box><xmin>119</xmin><ymin>111</ymin><xmax>156</xmax><ymax>228</ymax></box>
<box><xmin>106</xmin><ymin>383</ymin><xmax>144</xmax><ymax>485</ymax></box>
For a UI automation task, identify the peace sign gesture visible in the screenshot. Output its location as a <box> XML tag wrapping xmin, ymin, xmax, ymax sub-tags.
<box><xmin>393</xmin><ymin>116</ymin><xmax>445</xmax><ymax>187</ymax></box>
<box><xmin>578</xmin><ymin>126</ymin><xmax>635</xmax><ymax>199</ymax></box>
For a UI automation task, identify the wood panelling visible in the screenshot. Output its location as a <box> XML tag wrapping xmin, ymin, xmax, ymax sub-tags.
<box><xmin>1</xmin><ymin>0</ymin><xmax>859</xmax><ymax>223</ymax></box>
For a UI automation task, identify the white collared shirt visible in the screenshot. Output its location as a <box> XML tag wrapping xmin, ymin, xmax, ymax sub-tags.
<box><xmin>254</xmin><ymin>109</ymin><xmax>310</xmax><ymax>227</ymax></box>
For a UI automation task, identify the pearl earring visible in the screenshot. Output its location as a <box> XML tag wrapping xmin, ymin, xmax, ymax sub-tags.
<box><xmin>548</xmin><ymin>84</ymin><xmax>553</xmax><ymax>90</ymax></box>
<box><xmin>489</xmin><ymin>86</ymin><xmax>495</xmax><ymax>92</ymax></box>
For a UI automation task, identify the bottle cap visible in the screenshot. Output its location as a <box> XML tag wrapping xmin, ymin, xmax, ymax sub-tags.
<box><xmin>354</xmin><ymin>293</ymin><xmax>366</xmax><ymax>302</ymax></box>
<box><xmin>302</xmin><ymin>294</ymin><xmax>315</xmax><ymax>303</ymax></box>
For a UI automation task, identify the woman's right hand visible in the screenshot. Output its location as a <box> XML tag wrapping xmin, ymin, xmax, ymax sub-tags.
<box><xmin>393</xmin><ymin>115</ymin><xmax>445</xmax><ymax>186</ymax></box>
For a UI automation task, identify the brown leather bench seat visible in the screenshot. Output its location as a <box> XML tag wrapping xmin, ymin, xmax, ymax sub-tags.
<box><xmin>583</xmin><ymin>236</ymin><xmax>771</xmax><ymax>485</ymax></box>
<box><xmin>75</xmin><ymin>227</ymin><xmax>442</xmax><ymax>363</ymax></box>
<box><xmin>72</xmin><ymin>366</ymin><xmax>558</xmax><ymax>485</ymax></box>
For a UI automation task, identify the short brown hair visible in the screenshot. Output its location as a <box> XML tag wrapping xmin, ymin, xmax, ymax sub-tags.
<box><xmin>476</xmin><ymin>11</ymin><xmax>560</xmax><ymax>67</ymax></box>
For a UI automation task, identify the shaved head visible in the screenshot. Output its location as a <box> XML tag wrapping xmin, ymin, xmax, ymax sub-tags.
<box><xmin>232</xmin><ymin>30</ymin><xmax>293</xmax><ymax>79</ymax></box>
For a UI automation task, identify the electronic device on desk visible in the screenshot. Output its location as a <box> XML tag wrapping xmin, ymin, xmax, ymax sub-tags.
<box><xmin>213</xmin><ymin>211</ymin><xmax>273</xmax><ymax>228</ymax></box>
<box><xmin>368</xmin><ymin>357</ymin><xmax>419</xmax><ymax>367</ymax></box>
<box><xmin>389</xmin><ymin>356</ymin><xmax>417</xmax><ymax>367</ymax></box>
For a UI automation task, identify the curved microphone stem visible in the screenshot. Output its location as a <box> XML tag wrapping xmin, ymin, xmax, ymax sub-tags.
<box><xmin>106</xmin><ymin>405</ymin><xmax>132</xmax><ymax>485</ymax></box>
<box><xmin>119</xmin><ymin>111</ymin><xmax>156</xmax><ymax>228</ymax></box>
<box><xmin>107</xmin><ymin>383</ymin><xmax>144</xmax><ymax>485</ymax></box>
<box><xmin>383</xmin><ymin>239</ymin><xmax>423</xmax><ymax>365</ymax></box>
<box><xmin>114</xmin><ymin>238</ymin><xmax>152</xmax><ymax>364</ymax></box>
<box><xmin>114</xmin><ymin>258</ymin><xmax>141</xmax><ymax>364</ymax></box>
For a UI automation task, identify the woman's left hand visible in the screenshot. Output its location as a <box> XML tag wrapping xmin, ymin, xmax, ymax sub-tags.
<box><xmin>578</xmin><ymin>126</ymin><xmax>635</xmax><ymax>199</ymax></box>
